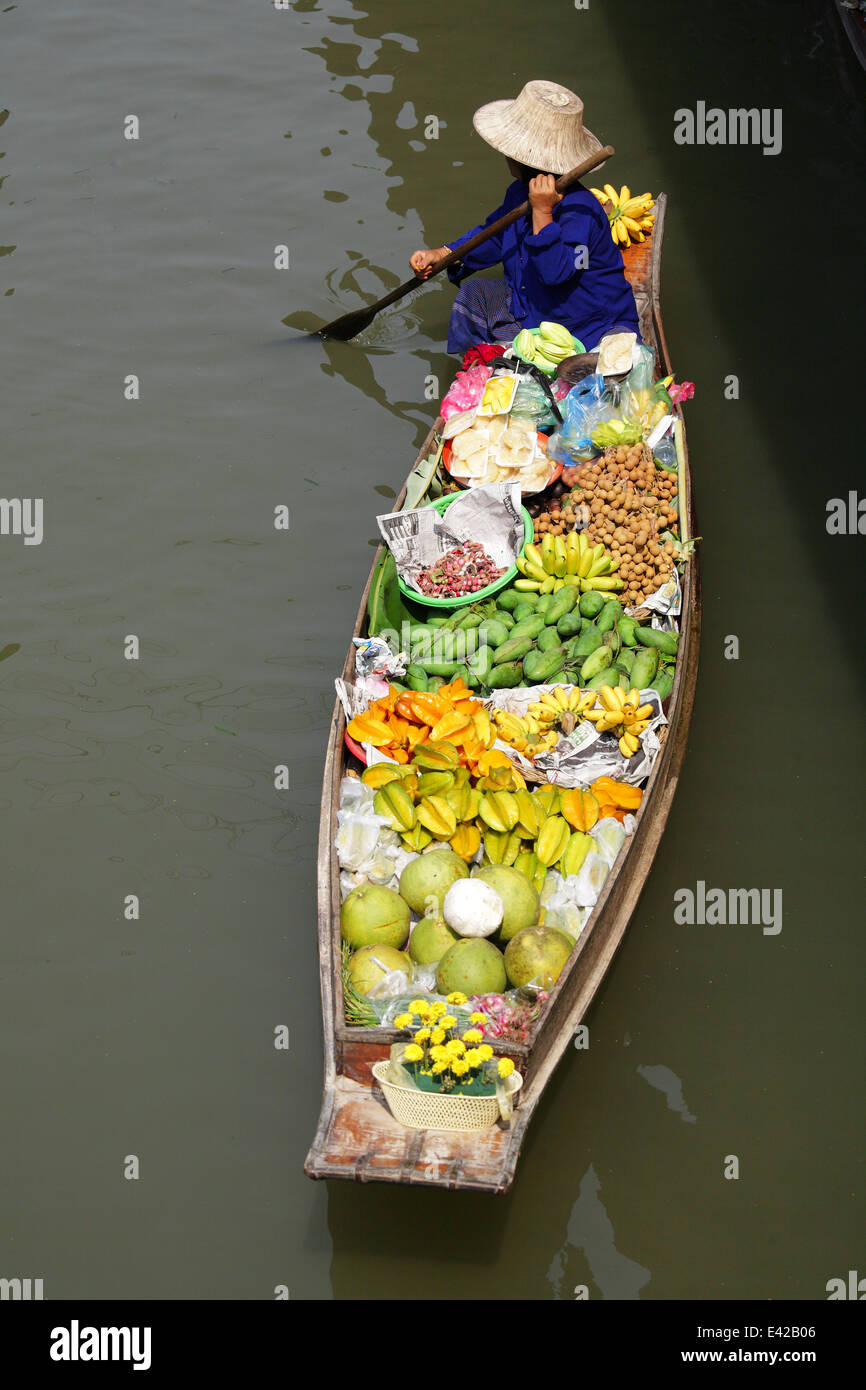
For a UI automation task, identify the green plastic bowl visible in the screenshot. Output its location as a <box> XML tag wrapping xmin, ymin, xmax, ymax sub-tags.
<box><xmin>397</xmin><ymin>493</ymin><xmax>534</xmax><ymax>608</ymax></box>
<box><xmin>511</xmin><ymin>326</ymin><xmax>585</xmax><ymax>376</ymax></box>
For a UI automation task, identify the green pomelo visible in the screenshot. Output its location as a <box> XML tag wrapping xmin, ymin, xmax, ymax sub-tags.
<box><xmin>346</xmin><ymin>945</ymin><xmax>411</xmax><ymax>996</ymax></box>
<box><xmin>474</xmin><ymin>864</ymin><xmax>540</xmax><ymax>942</ymax></box>
<box><xmin>436</xmin><ymin>938</ymin><xmax>507</xmax><ymax>997</ymax></box>
<box><xmin>340</xmin><ymin>883</ymin><xmax>410</xmax><ymax>950</ymax></box>
<box><xmin>408</xmin><ymin>916</ymin><xmax>459</xmax><ymax>965</ymax></box>
<box><xmin>504</xmin><ymin>925</ymin><xmax>573</xmax><ymax>989</ymax></box>
<box><xmin>399</xmin><ymin>848</ymin><xmax>469</xmax><ymax>916</ymax></box>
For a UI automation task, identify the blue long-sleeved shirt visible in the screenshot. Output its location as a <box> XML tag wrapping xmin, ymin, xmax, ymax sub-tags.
<box><xmin>447</xmin><ymin>180</ymin><xmax>640</xmax><ymax>349</ymax></box>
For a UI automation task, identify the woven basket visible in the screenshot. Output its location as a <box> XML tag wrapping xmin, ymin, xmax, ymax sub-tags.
<box><xmin>372</xmin><ymin>1060</ymin><xmax>523</xmax><ymax>1132</ymax></box>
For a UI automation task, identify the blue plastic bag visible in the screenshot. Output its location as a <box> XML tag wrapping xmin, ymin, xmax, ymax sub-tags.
<box><xmin>546</xmin><ymin>374</ymin><xmax>616</xmax><ymax>465</ymax></box>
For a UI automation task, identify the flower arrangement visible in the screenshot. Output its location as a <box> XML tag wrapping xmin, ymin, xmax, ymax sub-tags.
<box><xmin>468</xmin><ymin>991</ymin><xmax>549</xmax><ymax>1044</ymax></box>
<box><xmin>392</xmin><ymin>994</ymin><xmax>516</xmax><ymax>1097</ymax></box>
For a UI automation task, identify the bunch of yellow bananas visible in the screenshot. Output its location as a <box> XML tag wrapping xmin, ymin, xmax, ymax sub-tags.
<box><xmin>589</xmin><ymin>184</ymin><xmax>655</xmax><ymax>247</ymax></box>
<box><xmin>516</xmin><ymin>531</ymin><xmax>624</xmax><ymax>594</ymax></box>
<box><xmin>528</xmin><ymin>686</ymin><xmax>597</xmax><ymax>728</ymax></box>
<box><xmin>582</xmin><ymin>685</ymin><xmax>654</xmax><ymax>758</ymax></box>
<box><xmin>491</xmin><ymin>709</ymin><xmax>558</xmax><ymax>756</ymax></box>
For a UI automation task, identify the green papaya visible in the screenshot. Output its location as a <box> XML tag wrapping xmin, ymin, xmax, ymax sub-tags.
<box><xmin>544</xmin><ymin>587</ymin><xmax>578</xmax><ymax>627</ymax></box>
<box><xmin>557</xmin><ymin>611</ymin><xmax>582</xmax><ymax>640</ymax></box>
<box><xmin>571</xmin><ymin>625</ymin><xmax>603</xmax><ymax>660</ymax></box>
<box><xmin>496</xmin><ymin>589</ymin><xmax>522</xmax><ymax>612</ymax></box>
<box><xmin>508</xmin><ymin>615</ymin><xmax>547</xmax><ymax>642</ymax></box>
<box><xmin>635</xmin><ymin>625</ymin><xmax>679</xmax><ymax>656</ymax></box>
<box><xmin>595</xmin><ymin>599</ymin><xmax>623</xmax><ymax>634</ymax></box>
<box><xmin>580</xmin><ymin>646</ymin><xmax>612</xmax><ymax>684</ymax></box>
<box><xmin>524</xmin><ymin>645</ymin><xmax>567</xmax><ymax>683</ymax></box>
<box><xmin>578</xmin><ymin>590</ymin><xmax>605</xmax><ymax>619</ymax></box>
<box><xmin>650</xmin><ymin>669</ymin><xmax>674</xmax><ymax>701</ymax></box>
<box><xmin>467</xmin><ymin>642</ymin><xmax>495</xmax><ymax>684</ymax></box>
<box><xmin>537</xmin><ymin>625</ymin><xmax>563</xmax><ymax>652</ymax></box>
<box><xmin>453</xmin><ymin>663</ymin><xmax>480</xmax><ymax>689</ymax></box>
<box><xmin>629</xmin><ymin>647</ymin><xmax>659</xmax><ymax>688</ymax></box>
<box><xmin>478</xmin><ymin>618</ymin><xmax>509</xmax><ymax>650</ymax></box>
<box><xmin>405</xmin><ymin>663</ymin><xmax>428</xmax><ymax>691</ymax></box>
<box><xmin>492</xmin><ymin>635</ymin><xmax>534</xmax><ymax>666</ymax></box>
<box><xmin>487</xmin><ymin>660</ymin><xmax>525</xmax><ymax>689</ymax></box>
<box><xmin>586</xmin><ymin>664</ymin><xmax>622</xmax><ymax>690</ymax></box>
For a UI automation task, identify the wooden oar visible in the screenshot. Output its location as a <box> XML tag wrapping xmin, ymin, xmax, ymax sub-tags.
<box><xmin>316</xmin><ymin>144</ymin><xmax>615</xmax><ymax>341</ymax></box>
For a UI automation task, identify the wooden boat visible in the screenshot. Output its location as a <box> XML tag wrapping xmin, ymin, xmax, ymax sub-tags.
<box><xmin>305</xmin><ymin>194</ymin><xmax>701</xmax><ymax>1193</ymax></box>
<box><xmin>834</xmin><ymin>0</ymin><xmax>866</xmax><ymax>71</ymax></box>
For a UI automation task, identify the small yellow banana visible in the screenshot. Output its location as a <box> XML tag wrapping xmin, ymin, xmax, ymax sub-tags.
<box><xmin>553</xmin><ymin>535</ymin><xmax>568</xmax><ymax>578</ymax></box>
<box><xmin>599</xmin><ymin>686</ymin><xmax>624</xmax><ymax>712</ymax></box>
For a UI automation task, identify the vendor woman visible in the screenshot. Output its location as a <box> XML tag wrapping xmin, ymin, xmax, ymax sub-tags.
<box><xmin>410</xmin><ymin>80</ymin><xmax>640</xmax><ymax>355</ymax></box>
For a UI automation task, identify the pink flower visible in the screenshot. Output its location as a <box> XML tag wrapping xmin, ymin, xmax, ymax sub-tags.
<box><xmin>669</xmin><ymin>380</ymin><xmax>695</xmax><ymax>404</ymax></box>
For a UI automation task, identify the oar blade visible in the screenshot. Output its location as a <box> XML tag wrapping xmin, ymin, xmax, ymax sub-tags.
<box><xmin>317</xmin><ymin>305</ymin><xmax>378</xmax><ymax>341</ymax></box>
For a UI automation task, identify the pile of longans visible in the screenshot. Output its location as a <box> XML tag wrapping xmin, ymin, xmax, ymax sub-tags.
<box><xmin>566</xmin><ymin>443</ymin><xmax>678</xmax><ymax>608</ymax></box>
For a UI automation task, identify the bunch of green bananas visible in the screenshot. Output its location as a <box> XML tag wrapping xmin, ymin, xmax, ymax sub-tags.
<box><xmin>591</xmin><ymin>417</ymin><xmax>643</xmax><ymax>449</ymax></box>
<box><xmin>513</xmin><ymin>321</ymin><xmax>578</xmax><ymax>373</ymax></box>
<box><xmin>516</xmin><ymin>531</ymin><xmax>624</xmax><ymax>594</ymax></box>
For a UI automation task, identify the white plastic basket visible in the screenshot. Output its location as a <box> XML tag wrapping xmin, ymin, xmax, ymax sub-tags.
<box><xmin>372</xmin><ymin>1060</ymin><xmax>522</xmax><ymax>1132</ymax></box>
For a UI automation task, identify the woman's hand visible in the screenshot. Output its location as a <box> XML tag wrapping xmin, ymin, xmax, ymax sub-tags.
<box><xmin>529</xmin><ymin>175</ymin><xmax>562</xmax><ymax>233</ymax></box>
<box><xmin>410</xmin><ymin>246</ymin><xmax>451</xmax><ymax>279</ymax></box>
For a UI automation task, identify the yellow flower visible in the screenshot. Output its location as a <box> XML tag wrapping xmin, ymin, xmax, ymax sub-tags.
<box><xmin>403</xmin><ymin>1044</ymin><xmax>424</xmax><ymax>1062</ymax></box>
<box><xmin>429</xmin><ymin>1044</ymin><xmax>448</xmax><ymax>1062</ymax></box>
<box><xmin>469</xmin><ymin>1012</ymin><xmax>487</xmax><ymax>1025</ymax></box>
<box><xmin>451</xmin><ymin>1058</ymin><xmax>469</xmax><ymax>1077</ymax></box>
<box><xmin>428</xmin><ymin>1001</ymin><xmax>446</xmax><ymax>1019</ymax></box>
<box><xmin>432</xmin><ymin>1060</ymin><xmax>449</xmax><ymax>1075</ymax></box>
<box><xmin>497</xmin><ymin>1057</ymin><xmax>515</xmax><ymax>1079</ymax></box>
<box><xmin>461</xmin><ymin>1029</ymin><xmax>483</xmax><ymax>1045</ymax></box>
<box><xmin>478</xmin><ymin>1044</ymin><xmax>494</xmax><ymax>1062</ymax></box>
<box><xmin>430</xmin><ymin>1028</ymin><xmax>446</xmax><ymax>1046</ymax></box>
<box><xmin>408</xmin><ymin>999</ymin><xmax>429</xmax><ymax>1014</ymax></box>
<box><xmin>393</xmin><ymin>1013</ymin><xmax>413</xmax><ymax>1030</ymax></box>
<box><xmin>465</xmin><ymin>1049</ymin><xmax>481</xmax><ymax>1068</ymax></box>
<box><xmin>446</xmin><ymin>1039</ymin><xmax>465</xmax><ymax>1057</ymax></box>
<box><xmin>439</xmin><ymin>1015</ymin><xmax>457</xmax><ymax>1030</ymax></box>
<box><xmin>413</xmin><ymin>1028</ymin><xmax>431</xmax><ymax>1044</ymax></box>
<box><xmin>446</xmin><ymin>992</ymin><xmax>467</xmax><ymax>1006</ymax></box>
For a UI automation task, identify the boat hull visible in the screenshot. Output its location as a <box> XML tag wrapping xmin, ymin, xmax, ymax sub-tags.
<box><xmin>305</xmin><ymin>195</ymin><xmax>701</xmax><ymax>1192</ymax></box>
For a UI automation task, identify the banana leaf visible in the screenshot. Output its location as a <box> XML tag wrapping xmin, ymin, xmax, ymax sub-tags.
<box><xmin>401</xmin><ymin>435</ymin><xmax>444</xmax><ymax>512</ymax></box>
<box><xmin>367</xmin><ymin>549</ymin><xmax>413</xmax><ymax>638</ymax></box>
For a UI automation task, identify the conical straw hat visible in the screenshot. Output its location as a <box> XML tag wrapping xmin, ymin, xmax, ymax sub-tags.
<box><xmin>472</xmin><ymin>80</ymin><xmax>605</xmax><ymax>175</ymax></box>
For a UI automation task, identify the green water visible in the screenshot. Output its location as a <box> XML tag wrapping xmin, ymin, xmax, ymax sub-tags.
<box><xmin>1</xmin><ymin>0</ymin><xmax>863</xmax><ymax>1300</ymax></box>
